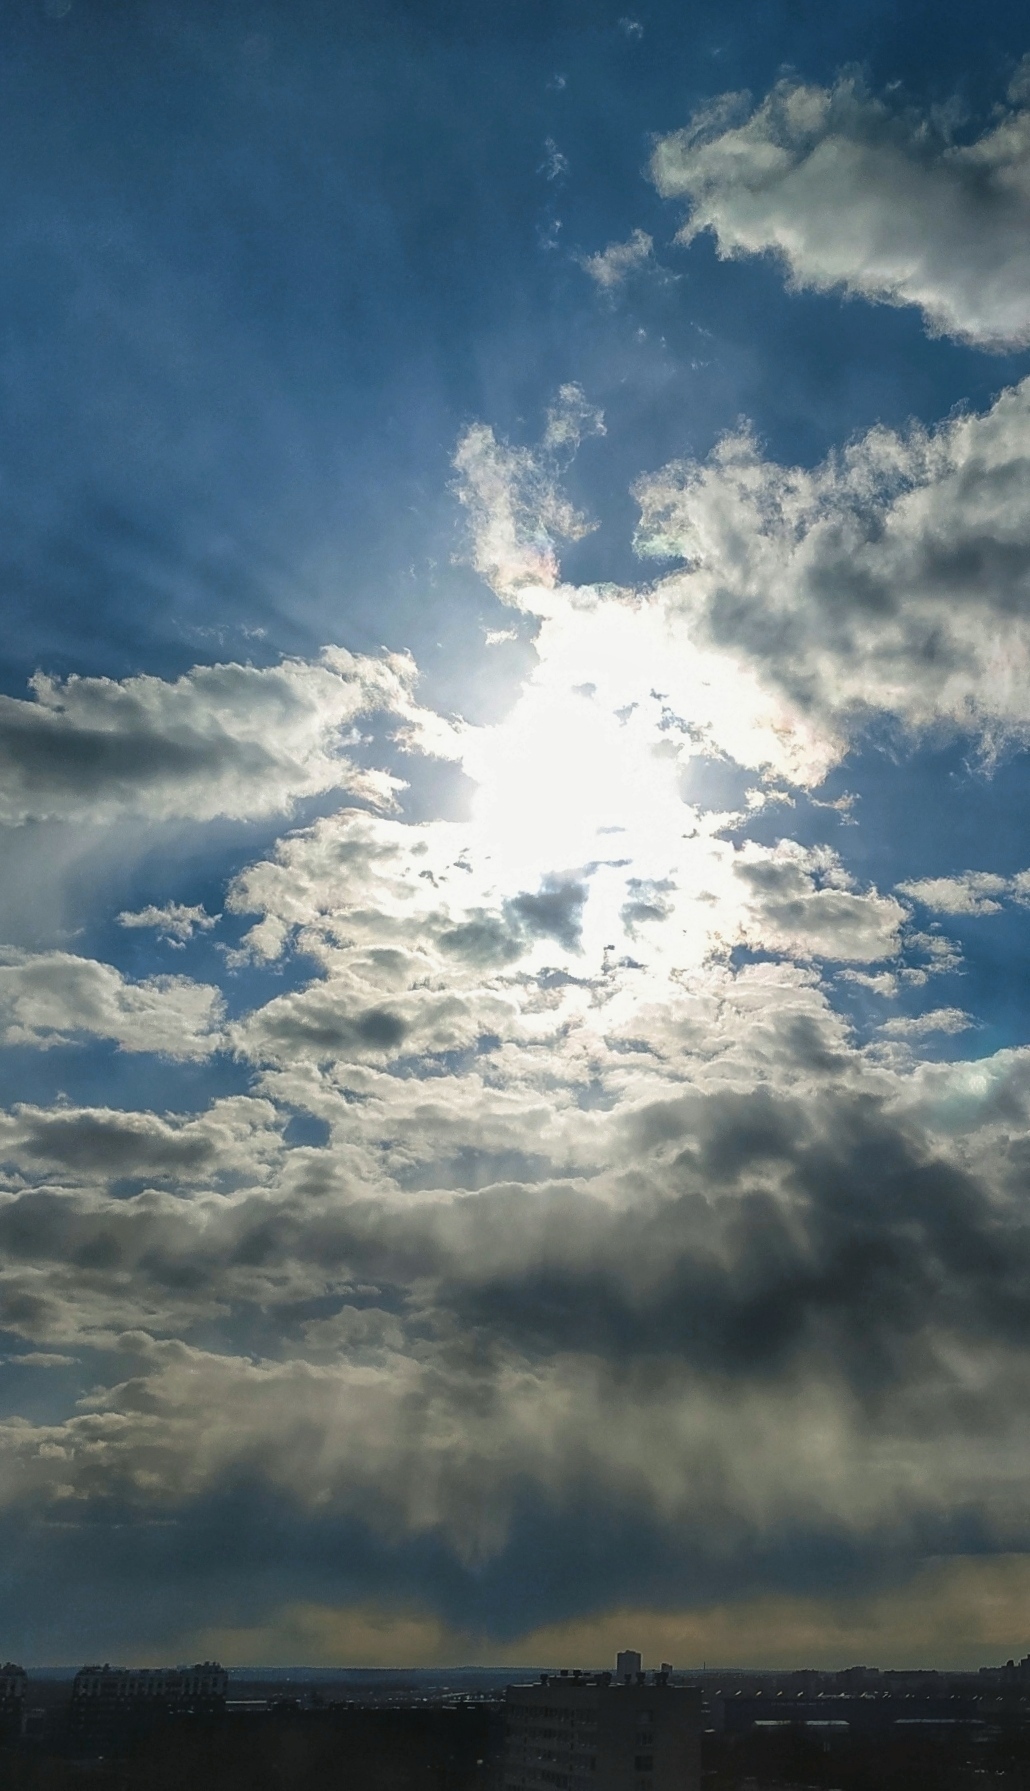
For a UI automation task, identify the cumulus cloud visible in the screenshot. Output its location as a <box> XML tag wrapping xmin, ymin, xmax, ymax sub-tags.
<box><xmin>635</xmin><ymin>378</ymin><xmax>1030</xmax><ymax>768</ymax></box>
<box><xmin>10</xmin><ymin>384</ymin><xmax>1030</xmax><ymax>1652</ymax></box>
<box><xmin>0</xmin><ymin>951</ymin><xmax>223</xmax><ymax>1057</ymax></box>
<box><xmin>0</xmin><ymin>1096</ymin><xmax>281</xmax><ymax>1185</ymax></box>
<box><xmin>456</xmin><ymin>379</ymin><xmax>1030</xmax><ymax>784</ymax></box>
<box><xmin>581</xmin><ymin>228</ymin><xmax>654</xmax><ymax>289</ymax></box>
<box><xmin>652</xmin><ymin>72</ymin><xmax>1030</xmax><ymax>347</ymax></box>
<box><xmin>6</xmin><ymin>1008</ymin><xmax>1030</xmax><ymax>1576</ymax></box>
<box><xmin>734</xmin><ymin>840</ymin><xmax>905</xmax><ymax>962</ymax></box>
<box><xmin>0</xmin><ymin>647</ymin><xmax>445</xmax><ymax>825</ymax></box>
<box><xmin>899</xmin><ymin>869</ymin><xmax>1030</xmax><ymax>914</ymax></box>
<box><xmin>3</xmin><ymin>869</ymin><xmax>1030</xmax><ymax>1639</ymax></box>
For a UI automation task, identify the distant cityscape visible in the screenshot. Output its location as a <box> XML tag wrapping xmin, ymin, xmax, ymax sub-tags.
<box><xmin>4</xmin><ymin>1648</ymin><xmax>1030</xmax><ymax>1788</ymax></box>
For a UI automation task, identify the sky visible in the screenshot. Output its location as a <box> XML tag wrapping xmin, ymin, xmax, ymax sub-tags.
<box><xmin>7</xmin><ymin>0</ymin><xmax>1030</xmax><ymax>1671</ymax></box>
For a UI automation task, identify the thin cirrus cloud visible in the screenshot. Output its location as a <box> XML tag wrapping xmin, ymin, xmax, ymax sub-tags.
<box><xmin>580</xmin><ymin>228</ymin><xmax>654</xmax><ymax>289</ymax></box>
<box><xmin>651</xmin><ymin>64</ymin><xmax>1030</xmax><ymax>348</ymax></box>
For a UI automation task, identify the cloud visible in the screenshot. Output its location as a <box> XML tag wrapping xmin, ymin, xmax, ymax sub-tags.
<box><xmin>734</xmin><ymin>841</ymin><xmax>905</xmax><ymax>962</ymax></box>
<box><xmin>540</xmin><ymin>137</ymin><xmax>569</xmax><ymax>182</ymax></box>
<box><xmin>0</xmin><ymin>1096</ymin><xmax>281</xmax><ymax>1183</ymax></box>
<box><xmin>496</xmin><ymin>1555</ymin><xmax>1030</xmax><ymax>1671</ymax></box>
<box><xmin>194</xmin><ymin>1601</ymin><xmax>463</xmax><ymax>1671</ymax></box>
<box><xmin>838</xmin><ymin>969</ymin><xmax>899</xmax><ymax>997</ymax></box>
<box><xmin>635</xmin><ymin>378</ymin><xmax>1030</xmax><ymax>768</ymax></box>
<box><xmin>4</xmin><ymin>929</ymin><xmax>1030</xmax><ymax>1648</ymax></box>
<box><xmin>0</xmin><ymin>950</ymin><xmax>224</xmax><ymax>1058</ymax></box>
<box><xmin>880</xmin><ymin>1006</ymin><xmax>974</xmax><ymax>1038</ymax></box>
<box><xmin>0</xmin><ymin>646</ymin><xmax>442</xmax><ymax>825</ymax></box>
<box><xmin>899</xmin><ymin>870</ymin><xmax>1030</xmax><ymax>915</ymax></box>
<box><xmin>188</xmin><ymin>1553</ymin><xmax>1030</xmax><ymax>1670</ymax></box>
<box><xmin>456</xmin><ymin>380</ymin><xmax>1030</xmax><ymax>785</ymax></box>
<box><xmin>652</xmin><ymin>72</ymin><xmax>1030</xmax><ymax>348</ymax></box>
<box><xmin>10</xmin><ymin>386</ymin><xmax>1030</xmax><ymax>1651</ymax></box>
<box><xmin>542</xmin><ymin>383</ymin><xmax>606</xmax><ymax>454</ymax></box>
<box><xmin>117</xmin><ymin>902</ymin><xmax>217</xmax><ymax>943</ymax></box>
<box><xmin>452</xmin><ymin>413</ymin><xmax>599</xmax><ymax>607</ymax></box>
<box><xmin>581</xmin><ymin>229</ymin><xmax>654</xmax><ymax>290</ymax></box>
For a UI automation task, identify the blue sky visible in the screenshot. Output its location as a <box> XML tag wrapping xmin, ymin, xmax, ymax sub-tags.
<box><xmin>6</xmin><ymin>0</ymin><xmax>1030</xmax><ymax>1669</ymax></box>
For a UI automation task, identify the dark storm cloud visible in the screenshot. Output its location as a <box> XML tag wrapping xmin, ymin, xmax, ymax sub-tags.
<box><xmin>428</xmin><ymin>1087</ymin><xmax>1025</xmax><ymax>1393</ymax></box>
<box><xmin>0</xmin><ymin>1474</ymin><xmax>993</xmax><ymax>1662</ymax></box>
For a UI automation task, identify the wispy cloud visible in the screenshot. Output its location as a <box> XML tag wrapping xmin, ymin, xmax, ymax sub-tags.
<box><xmin>540</xmin><ymin>137</ymin><xmax>568</xmax><ymax>181</ymax></box>
<box><xmin>581</xmin><ymin>228</ymin><xmax>654</xmax><ymax>289</ymax></box>
<box><xmin>118</xmin><ymin>902</ymin><xmax>217</xmax><ymax>944</ymax></box>
<box><xmin>880</xmin><ymin>1006</ymin><xmax>974</xmax><ymax>1038</ymax></box>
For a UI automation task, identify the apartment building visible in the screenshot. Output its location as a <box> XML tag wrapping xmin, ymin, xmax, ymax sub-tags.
<box><xmin>68</xmin><ymin>1661</ymin><xmax>227</xmax><ymax>1745</ymax></box>
<box><xmin>503</xmin><ymin>1657</ymin><xmax>701</xmax><ymax>1791</ymax></box>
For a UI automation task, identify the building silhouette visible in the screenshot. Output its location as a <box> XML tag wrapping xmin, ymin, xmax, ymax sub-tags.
<box><xmin>68</xmin><ymin>1661</ymin><xmax>227</xmax><ymax>1748</ymax></box>
<box><xmin>0</xmin><ymin>1664</ymin><xmax>25</xmax><ymax>1742</ymax></box>
<box><xmin>503</xmin><ymin>1654</ymin><xmax>701</xmax><ymax>1791</ymax></box>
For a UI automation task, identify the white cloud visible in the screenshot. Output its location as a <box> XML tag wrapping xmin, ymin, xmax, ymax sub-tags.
<box><xmin>635</xmin><ymin>379</ymin><xmax>1030</xmax><ymax>768</ymax></box>
<box><xmin>0</xmin><ymin>950</ymin><xmax>223</xmax><ymax>1058</ymax></box>
<box><xmin>581</xmin><ymin>228</ymin><xmax>654</xmax><ymax>290</ymax></box>
<box><xmin>880</xmin><ymin>1006</ymin><xmax>974</xmax><ymax>1038</ymax></box>
<box><xmin>734</xmin><ymin>840</ymin><xmax>906</xmax><ymax>962</ymax></box>
<box><xmin>897</xmin><ymin>873</ymin><xmax>1009</xmax><ymax>915</ymax></box>
<box><xmin>452</xmin><ymin>420</ymin><xmax>597</xmax><ymax>607</ymax></box>
<box><xmin>898</xmin><ymin>869</ymin><xmax>1030</xmax><ymax>915</ymax></box>
<box><xmin>457</xmin><ymin>380</ymin><xmax>1030</xmax><ymax>787</ymax></box>
<box><xmin>0</xmin><ymin>646</ymin><xmax>445</xmax><ymax>825</ymax></box>
<box><xmin>117</xmin><ymin>902</ymin><xmax>216</xmax><ymax>943</ymax></box>
<box><xmin>652</xmin><ymin>73</ymin><xmax>1030</xmax><ymax>348</ymax></box>
<box><xmin>540</xmin><ymin>138</ymin><xmax>568</xmax><ymax>181</ymax></box>
<box><xmin>838</xmin><ymin>968</ymin><xmax>899</xmax><ymax>996</ymax></box>
<box><xmin>542</xmin><ymin>382</ymin><xmax>606</xmax><ymax>453</ymax></box>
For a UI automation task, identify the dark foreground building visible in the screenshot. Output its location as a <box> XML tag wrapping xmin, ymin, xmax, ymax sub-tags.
<box><xmin>68</xmin><ymin>1661</ymin><xmax>227</xmax><ymax>1749</ymax></box>
<box><xmin>503</xmin><ymin>1657</ymin><xmax>702</xmax><ymax>1791</ymax></box>
<box><xmin>0</xmin><ymin>1664</ymin><xmax>26</xmax><ymax>1741</ymax></box>
<box><xmin>8</xmin><ymin>1700</ymin><xmax>499</xmax><ymax>1790</ymax></box>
